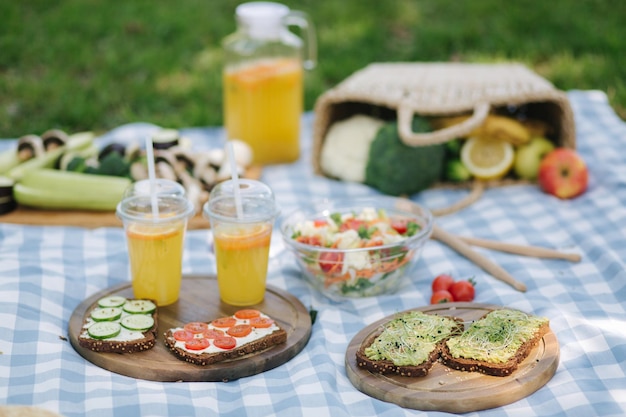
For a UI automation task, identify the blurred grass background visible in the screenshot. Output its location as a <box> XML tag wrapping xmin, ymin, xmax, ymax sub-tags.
<box><xmin>1</xmin><ymin>0</ymin><xmax>624</xmax><ymax>138</ymax></box>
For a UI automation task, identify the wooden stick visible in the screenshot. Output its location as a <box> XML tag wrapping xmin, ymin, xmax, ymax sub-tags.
<box><xmin>432</xmin><ymin>225</ymin><xmax>527</xmax><ymax>292</ymax></box>
<box><xmin>457</xmin><ymin>235</ymin><xmax>581</xmax><ymax>262</ymax></box>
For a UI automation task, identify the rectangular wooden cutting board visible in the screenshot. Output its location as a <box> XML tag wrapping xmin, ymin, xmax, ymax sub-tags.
<box><xmin>0</xmin><ymin>206</ymin><xmax>210</xmax><ymax>230</ymax></box>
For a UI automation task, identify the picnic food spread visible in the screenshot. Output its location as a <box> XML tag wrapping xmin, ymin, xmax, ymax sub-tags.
<box><xmin>5</xmin><ymin>58</ymin><xmax>590</xmax><ymax>413</ymax></box>
<box><xmin>164</xmin><ymin>309</ymin><xmax>287</xmax><ymax>366</ymax></box>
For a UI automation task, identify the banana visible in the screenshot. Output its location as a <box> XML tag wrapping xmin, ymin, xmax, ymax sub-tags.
<box><xmin>431</xmin><ymin>114</ymin><xmax>532</xmax><ymax>145</ymax></box>
<box><xmin>480</xmin><ymin>115</ymin><xmax>531</xmax><ymax>146</ymax></box>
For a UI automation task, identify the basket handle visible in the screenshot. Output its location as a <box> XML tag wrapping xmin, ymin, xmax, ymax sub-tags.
<box><xmin>397</xmin><ymin>101</ymin><xmax>491</xmax><ymax>146</ymax></box>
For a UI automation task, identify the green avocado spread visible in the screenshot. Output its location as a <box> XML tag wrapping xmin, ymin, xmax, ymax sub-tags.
<box><xmin>364</xmin><ymin>311</ymin><xmax>461</xmax><ymax>366</ymax></box>
<box><xmin>446</xmin><ymin>309</ymin><xmax>548</xmax><ymax>364</ymax></box>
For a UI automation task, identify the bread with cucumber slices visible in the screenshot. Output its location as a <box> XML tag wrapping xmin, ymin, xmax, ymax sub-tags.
<box><xmin>440</xmin><ymin>308</ymin><xmax>550</xmax><ymax>377</ymax></box>
<box><xmin>356</xmin><ymin>311</ymin><xmax>464</xmax><ymax>377</ymax></box>
<box><xmin>164</xmin><ymin>309</ymin><xmax>287</xmax><ymax>366</ymax></box>
<box><xmin>78</xmin><ymin>296</ymin><xmax>158</xmax><ymax>353</ymax></box>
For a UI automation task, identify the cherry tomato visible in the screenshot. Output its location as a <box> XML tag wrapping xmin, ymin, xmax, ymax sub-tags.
<box><xmin>249</xmin><ymin>317</ymin><xmax>274</xmax><ymax>328</ymax></box>
<box><xmin>213</xmin><ymin>336</ymin><xmax>237</xmax><ymax>350</ymax></box>
<box><xmin>227</xmin><ymin>324</ymin><xmax>252</xmax><ymax>338</ymax></box>
<box><xmin>319</xmin><ymin>251</ymin><xmax>343</xmax><ymax>274</ymax></box>
<box><xmin>173</xmin><ymin>329</ymin><xmax>194</xmax><ymax>342</ymax></box>
<box><xmin>234</xmin><ymin>309</ymin><xmax>261</xmax><ymax>320</ymax></box>
<box><xmin>185</xmin><ymin>337</ymin><xmax>210</xmax><ymax>351</ymax></box>
<box><xmin>202</xmin><ymin>329</ymin><xmax>225</xmax><ymax>339</ymax></box>
<box><xmin>449</xmin><ymin>280</ymin><xmax>476</xmax><ymax>302</ymax></box>
<box><xmin>184</xmin><ymin>322</ymin><xmax>208</xmax><ymax>334</ymax></box>
<box><xmin>211</xmin><ymin>317</ymin><xmax>237</xmax><ymax>328</ymax></box>
<box><xmin>430</xmin><ymin>290</ymin><xmax>454</xmax><ymax>304</ymax></box>
<box><xmin>390</xmin><ymin>219</ymin><xmax>408</xmax><ymax>235</ymax></box>
<box><xmin>431</xmin><ymin>274</ymin><xmax>455</xmax><ymax>292</ymax></box>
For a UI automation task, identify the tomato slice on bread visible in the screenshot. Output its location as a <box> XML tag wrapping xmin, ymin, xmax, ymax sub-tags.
<box><xmin>249</xmin><ymin>317</ymin><xmax>274</xmax><ymax>328</ymax></box>
<box><xmin>173</xmin><ymin>329</ymin><xmax>195</xmax><ymax>342</ymax></box>
<box><xmin>213</xmin><ymin>336</ymin><xmax>237</xmax><ymax>350</ymax></box>
<box><xmin>234</xmin><ymin>309</ymin><xmax>261</xmax><ymax>320</ymax></box>
<box><xmin>212</xmin><ymin>317</ymin><xmax>237</xmax><ymax>328</ymax></box>
<box><xmin>227</xmin><ymin>324</ymin><xmax>252</xmax><ymax>338</ymax></box>
<box><xmin>185</xmin><ymin>338</ymin><xmax>210</xmax><ymax>351</ymax></box>
<box><xmin>184</xmin><ymin>322</ymin><xmax>209</xmax><ymax>334</ymax></box>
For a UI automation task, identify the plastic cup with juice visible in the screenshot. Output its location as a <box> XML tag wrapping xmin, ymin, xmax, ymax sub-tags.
<box><xmin>203</xmin><ymin>179</ymin><xmax>279</xmax><ymax>306</ymax></box>
<box><xmin>117</xmin><ymin>182</ymin><xmax>194</xmax><ymax>306</ymax></box>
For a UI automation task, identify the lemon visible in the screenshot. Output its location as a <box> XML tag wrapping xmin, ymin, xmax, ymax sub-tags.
<box><xmin>460</xmin><ymin>137</ymin><xmax>515</xmax><ymax>180</ymax></box>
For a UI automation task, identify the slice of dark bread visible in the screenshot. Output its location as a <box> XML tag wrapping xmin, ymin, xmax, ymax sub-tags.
<box><xmin>77</xmin><ymin>299</ymin><xmax>158</xmax><ymax>354</ymax></box>
<box><xmin>164</xmin><ymin>321</ymin><xmax>287</xmax><ymax>366</ymax></box>
<box><xmin>440</xmin><ymin>309</ymin><xmax>550</xmax><ymax>377</ymax></box>
<box><xmin>356</xmin><ymin>311</ymin><xmax>464</xmax><ymax>377</ymax></box>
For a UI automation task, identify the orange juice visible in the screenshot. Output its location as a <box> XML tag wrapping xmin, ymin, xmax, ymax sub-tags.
<box><xmin>126</xmin><ymin>222</ymin><xmax>186</xmax><ymax>306</ymax></box>
<box><xmin>223</xmin><ymin>58</ymin><xmax>302</xmax><ymax>164</ymax></box>
<box><xmin>213</xmin><ymin>223</ymin><xmax>272</xmax><ymax>306</ymax></box>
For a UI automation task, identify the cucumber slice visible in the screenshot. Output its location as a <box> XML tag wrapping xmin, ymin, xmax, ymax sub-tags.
<box><xmin>97</xmin><ymin>295</ymin><xmax>127</xmax><ymax>308</ymax></box>
<box><xmin>91</xmin><ymin>307</ymin><xmax>123</xmax><ymax>322</ymax></box>
<box><xmin>88</xmin><ymin>321</ymin><xmax>121</xmax><ymax>339</ymax></box>
<box><xmin>121</xmin><ymin>314</ymin><xmax>155</xmax><ymax>331</ymax></box>
<box><xmin>123</xmin><ymin>300</ymin><xmax>157</xmax><ymax>314</ymax></box>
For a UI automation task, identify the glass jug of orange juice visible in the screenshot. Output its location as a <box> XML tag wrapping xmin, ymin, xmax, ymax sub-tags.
<box><xmin>222</xmin><ymin>2</ymin><xmax>316</xmax><ymax>165</ymax></box>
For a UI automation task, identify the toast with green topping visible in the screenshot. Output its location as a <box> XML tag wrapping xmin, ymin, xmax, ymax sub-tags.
<box><xmin>440</xmin><ymin>309</ymin><xmax>550</xmax><ymax>377</ymax></box>
<box><xmin>356</xmin><ymin>311</ymin><xmax>464</xmax><ymax>377</ymax></box>
<box><xmin>78</xmin><ymin>297</ymin><xmax>158</xmax><ymax>354</ymax></box>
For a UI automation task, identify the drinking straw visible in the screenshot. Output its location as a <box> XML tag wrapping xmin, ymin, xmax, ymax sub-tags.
<box><xmin>144</xmin><ymin>136</ymin><xmax>159</xmax><ymax>218</ymax></box>
<box><xmin>226</xmin><ymin>141</ymin><xmax>243</xmax><ymax>219</ymax></box>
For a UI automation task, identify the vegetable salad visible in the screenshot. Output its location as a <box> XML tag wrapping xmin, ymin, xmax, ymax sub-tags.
<box><xmin>289</xmin><ymin>207</ymin><xmax>422</xmax><ymax>297</ymax></box>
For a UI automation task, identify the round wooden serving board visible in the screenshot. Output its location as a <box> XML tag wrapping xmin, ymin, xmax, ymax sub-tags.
<box><xmin>345</xmin><ymin>303</ymin><xmax>559</xmax><ymax>413</ymax></box>
<box><xmin>68</xmin><ymin>275</ymin><xmax>312</xmax><ymax>382</ymax></box>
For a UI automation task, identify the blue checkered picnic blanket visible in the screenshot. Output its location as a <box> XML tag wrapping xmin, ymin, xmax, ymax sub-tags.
<box><xmin>1</xmin><ymin>90</ymin><xmax>625</xmax><ymax>417</ymax></box>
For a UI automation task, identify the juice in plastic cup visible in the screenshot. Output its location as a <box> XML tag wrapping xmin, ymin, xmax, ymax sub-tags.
<box><xmin>213</xmin><ymin>223</ymin><xmax>272</xmax><ymax>306</ymax></box>
<box><xmin>204</xmin><ymin>179</ymin><xmax>279</xmax><ymax>306</ymax></box>
<box><xmin>223</xmin><ymin>58</ymin><xmax>302</xmax><ymax>165</ymax></box>
<box><xmin>126</xmin><ymin>222</ymin><xmax>186</xmax><ymax>306</ymax></box>
<box><xmin>117</xmin><ymin>192</ymin><xmax>194</xmax><ymax>306</ymax></box>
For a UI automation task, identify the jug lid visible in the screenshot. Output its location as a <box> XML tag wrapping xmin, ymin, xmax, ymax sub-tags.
<box><xmin>236</xmin><ymin>2</ymin><xmax>289</xmax><ymax>37</ymax></box>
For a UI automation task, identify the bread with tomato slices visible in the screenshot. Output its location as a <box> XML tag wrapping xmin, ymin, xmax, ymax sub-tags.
<box><xmin>356</xmin><ymin>311</ymin><xmax>464</xmax><ymax>377</ymax></box>
<box><xmin>163</xmin><ymin>309</ymin><xmax>287</xmax><ymax>366</ymax></box>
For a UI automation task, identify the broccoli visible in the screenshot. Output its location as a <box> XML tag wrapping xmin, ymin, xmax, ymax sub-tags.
<box><xmin>95</xmin><ymin>152</ymin><xmax>131</xmax><ymax>177</ymax></box>
<box><xmin>364</xmin><ymin>116</ymin><xmax>445</xmax><ymax>196</ymax></box>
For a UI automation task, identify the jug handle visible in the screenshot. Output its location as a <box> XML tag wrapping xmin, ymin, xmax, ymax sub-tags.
<box><xmin>284</xmin><ymin>11</ymin><xmax>317</xmax><ymax>70</ymax></box>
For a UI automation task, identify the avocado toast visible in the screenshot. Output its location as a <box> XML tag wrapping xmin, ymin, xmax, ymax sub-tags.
<box><xmin>441</xmin><ymin>309</ymin><xmax>550</xmax><ymax>376</ymax></box>
<box><xmin>356</xmin><ymin>311</ymin><xmax>464</xmax><ymax>377</ymax></box>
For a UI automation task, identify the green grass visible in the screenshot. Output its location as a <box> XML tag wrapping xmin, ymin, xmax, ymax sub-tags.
<box><xmin>1</xmin><ymin>0</ymin><xmax>624</xmax><ymax>138</ymax></box>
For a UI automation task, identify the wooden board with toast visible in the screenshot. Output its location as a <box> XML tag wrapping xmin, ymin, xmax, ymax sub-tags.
<box><xmin>345</xmin><ymin>302</ymin><xmax>559</xmax><ymax>413</ymax></box>
<box><xmin>68</xmin><ymin>275</ymin><xmax>312</xmax><ymax>382</ymax></box>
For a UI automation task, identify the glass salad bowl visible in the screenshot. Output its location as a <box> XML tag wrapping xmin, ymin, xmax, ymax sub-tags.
<box><xmin>280</xmin><ymin>197</ymin><xmax>433</xmax><ymax>300</ymax></box>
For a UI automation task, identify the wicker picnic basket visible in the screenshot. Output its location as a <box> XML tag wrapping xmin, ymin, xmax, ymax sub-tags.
<box><xmin>312</xmin><ymin>62</ymin><xmax>576</xmax><ymax>213</ymax></box>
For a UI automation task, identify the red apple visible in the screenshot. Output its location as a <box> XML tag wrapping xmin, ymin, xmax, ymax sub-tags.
<box><xmin>537</xmin><ymin>148</ymin><xmax>588</xmax><ymax>199</ymax></box>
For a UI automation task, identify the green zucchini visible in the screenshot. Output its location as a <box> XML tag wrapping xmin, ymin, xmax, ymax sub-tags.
<box><xmin>13</xmin><ymin>169</ymin><xmax>131</xmax><ymax>211</ymax></box>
